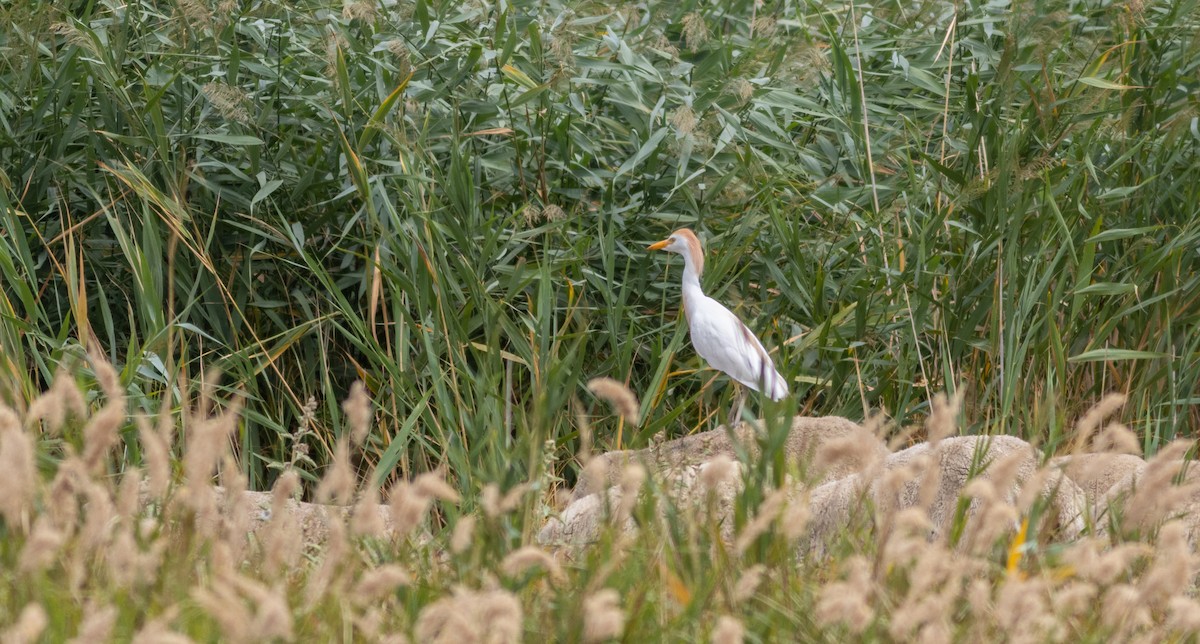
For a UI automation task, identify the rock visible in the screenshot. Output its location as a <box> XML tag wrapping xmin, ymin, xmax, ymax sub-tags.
<box><xmin>1051</xmin><ymin>453</ymin><xmax>1146</xmax><ymax>503</ymax></box>
<box><xmin>571</xmin><ymin>415</ymin><xmax>884</xmax><ymax>501</ymax></box>
<box><xmin>806</xmin><ymin>436</ymin><xmax>1086</xmax><ymax>554</ymax></box>
<box><xmin>542</xmin><ymin>430</ymin><xmax>1089</xmax><ymax>556</ymax></box>
<box><xmin>1099</xmin><ymin>449</ymin><xmax>1200</xmax><ymax>544</ymax></box>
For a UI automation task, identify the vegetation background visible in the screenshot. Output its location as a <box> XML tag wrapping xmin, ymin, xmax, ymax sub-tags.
<box><xmin>0</xmin><ymin>0</ymin><xmax>1198</xmax><ymax>638</ymax></box>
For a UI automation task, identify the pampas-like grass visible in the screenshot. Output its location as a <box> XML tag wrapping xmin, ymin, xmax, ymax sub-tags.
<box><xmin>263</xmin><ymin>470</ymin><xmax>303</xmax><ymax>578</ymax></box>
<box><xmin>129</xmin><ymin>606</ymin><xmax>190</xmax><ymax>644</ymax></box>
<box><xmin>414</xmin><ymin>587</ymin><xmax>522</xmax><ymax>644</ymax></box>
<box><xmin>4</xmin><ymin>370</ymin><xmax>1200</xmax><ymax>642</ymax></box>
<box><xmin>0</xmin><ymin>404</ymin><xmax>36</xmax><ymax>529</ymax></box>
<box><xmin>18</xmin><ymin>516</ymin><xmax>65</xmax><ymax>574</ymax></box>
<box><xmin>342</xmin><ymin>380</ymin><xmax>373</xmax><ymax>447</ymax></box>
<box><xmin>315</xmin><ymin>438</ymin><xmax>356</xmax><ymax>506</ymax></box>
<box><xmin>1119</xmin><ymin>441</ymin><xmax>1199</xmax><ymax>529</ymax></box>
<box><xmin>582</xmin><ymin>589</ymin><xmax>626</xmax><ymax>643</ymax></box>
<box><xmin>501</xmin><ymin>546</ymin><xmax>565</xmax><ymax>584</ymax></box>
<box><xmin>482</xmin><ymin>482</ymin><xmax>528</xmax><ymax>518</ymax></box>
<box><xmin>712</xmin><ymin>616</ymin><xmax>744</xmax><ymax>644</ymax></box>
<box><xmin>350</xmin><ymin>482</ymin><xmax>386</xmax><ymax>537</ymax></box>
<box><xmin>3</xmin><ymin>603</ymin><xmax>48</xmax><ymax>644</ymax></box>
<box><xmin>814</xmin><ymin>556</ymin><xmax>874</xmax><ymax>633</ymax></box>
<box><xmin>353</xmin><ymin>564</ymin><xmax>412</xmax><ymax>602</ymax></box>
<box><xmin>25</xmin><ymin>369</ymin><xmax>85</xmax><ymax>435</ymax></box>
<box><xmin>731</xmin><ymin>564</ymin><xmax>766</xmax><ymax>604</ymax></box>
<box><xmin>451</xmin><ymin>515</ymin><xmax>476</xmax><ymax>554</ymax></box>
<box><xmin>66</xmin><ymin>602</ymin><xmax>117</xmax><ymax>644</ymax></box>
<box><xmin>586</xmin><ymin>377</ymin><xmax>640</xmax><ymax>426</ymax></box>
<box><xmin>735</xmin><ymin>488</ymin><xmax>786</xmax><ymax>555</ymax></box>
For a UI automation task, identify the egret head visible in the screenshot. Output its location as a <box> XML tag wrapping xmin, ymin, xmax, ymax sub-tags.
<box><xmin>647</xmin><ymin>228</ymin><xmax>704</xmax><ymax>275</ymax></box>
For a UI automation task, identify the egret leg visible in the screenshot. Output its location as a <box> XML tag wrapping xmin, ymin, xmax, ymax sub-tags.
<box><xmin>726</xmin><ymin>384</ymin><xmax>748</xmax><ymax>429</ymax></box>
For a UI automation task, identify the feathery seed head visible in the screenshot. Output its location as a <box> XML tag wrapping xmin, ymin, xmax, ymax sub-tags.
<box><xmin>1101</xmin><ymin>583</ymin><xmax>1152</xmax><ymax>632</ymax></box>
<box><xmin>682</xmin><ymin>13</ymin><xmax>708</xmax><ymax>49</ymax></box>
<box><xmin>415</xmin><ymin>588</ymin><xmax>522</xmax><ymax>644</ymax></box>
<box><xmin>67</xmin><ymin>603</ymin><xmax>118</xmax><ymax>644</ymax></box>
<box><xmin>117</xmin><ymin>467</ymin><xmax>142</xmax><ymax>520</ymax></box>
<box><xmin>752</xmin><ymin>16</ymin><xmax>778</xmax><ymax>38</ymax></box>
<box><xmin>77</xmin><ymin>476</ymin><xmax>115</xmax><ymax>552</ymax></box>
<box><xmin>781</xmin><ymin>494</ymin><xmax>812</xmax><ymax>540</ymax></box>
<box><xmin>619</xmin><ymin>463</ymin><xmax>646</xmax><ymax>495</ymax></box>
<box><xmin>50</xmin><ymin>22</ymin><xmax>96</xmax><ymax>54</ymax></box>
<box><xmin>994</xmin><ymin>577</ymin><xmax>1051</xmax><ymax>638</ymax></box>
<box><xmin>353</xmin><ymin>564</ymin><xmax>412</xmax><ymax>602</ymax></box>
<box><xmin>389</xmin><ymin>482</ymin><xmax>432</xmax><ymax>535</ymax></box>
<box><xmin>1074</xmin><ymin>393</ymin><xmax>1127</xmax><ymax>452</ymax></box>
<box><xmin>176</xmin><ymin>0</ymin><xmax>212</xmax><ymax>24</ymax></box>
<box><xmin>1093</xmin><ymin>422</ymin><xmax>1141</xmax><ymax>455</ymax></box>
<box><xmin>18</xmin><ymin>517</ymin><xmax>65</xmax><ymax>574</ymax></box>
<box><xmin>1167</xmin><ymin>596</ymin><xmax>1200</xmax><ymax>634</ymax></box>
<box><xmin>615</xmin><ymin>464</ymin><xmax>647</xmax><ymax>521</ymax></box>
<box><xmin>315</xmin><ymin>438</ymin><xmax>356</xmax><ymax>506</ymax></box>
<box><xmin>81</xmin><ymin>366</ymin><xmax>126</xmax><ymax>474</ymax></box>
<box><xmin>583</xmin><ymin>589</ymin><xmax>626</xmax><ymax>643</ymax></box>
<box><xmin>580</xmin><ymin>457</ymin><xmax>609</xmax><ymax>499</ymax></box>
<box><xmin>814</xmin><ymin>431</ymin><xmax>882</xmax><ymax>476</ymax></box>
<box><xmin>342</xmin><ymin>0</ymin><xmax>377</xmax><ymax>19</ymax></box>
<box><xmin>925</xmin><ymin>390</ymin><xmax>962</xmax><ymax>444</ymax></box>
<box><xmin>482</xmin><ymin>483</ymin><xmax>503</xmax><ymax>518</ymax></box>
<box><xmin>0</xmin><ymin>404</ymin><xmax>37</xmax><ymax>528</ymax></box>
<box><xmin>192</xmin><ymin>579</ymin><xmax>252</xmax><ymax>642</ymax></box>
<box><xmin>137</xmin><ymin>414</ymin><xmax>172</xmax><ymax>501</ymax></box>
<box><xmin>342</xmin><ymin>381</ymin><xmax>373</xmax><ymax>447</ymax></box>
<box><xmin>263</xmin><ymin>471</ymin><xmax>303</xmax><ymax>577</ymax></box>
<box><xmin>202</xmin><ymin>82</ymin><xmax>251</xmax><ymax>124</ymax></box>
<box><xmin>473</xmin><ymin>588</ymin><xmax>523</xmax><ymax>643</ymax></box>
<box><xmin>1139</xmin><ymin>521</ymin><xmax>1195</xmax><ymax>608</ymax></box>
<box><xmin>699</xmin><ymin>455</ymin><xmax>738</xmax><ymax>492</ymax></box>
<box><xmin>587</xmin><ymin>378</ymin><xmax>640</xmax><ymax>426</ymax></box>
<box><xmin>712</xmin><ymin>616</ymin><xmax>744</xmax><ymax>644</ymax></box>
<box><xmin>671</xmin><ymin>106</ymin><xmax>697</xmax><ymax>136</ymax></box>
<box><xmin>1052</xmin><ymin>581</ymin><xmax>1097</xmax><ymax>616</ymax></box>
<box><xmin>736</xmin><ymin>487</ymin><xmax>786</xmax><ymax>554</ymax></box>
<box><xmin>450</xmin><ymin>515</ymin><xmax>476</xmax><ymax>554</ymax></box>
<box><xmin>814</xmin><ymin>556</ymin><xmax>874</xmax><ymax>633</ymax></box>
<box><xmin>384</xmin><ymin>40</ymin><xmax>412</xmax><ymax>73</ymax></box>
<box><xmin>274</xmin><ymin>468</ymin><xmax>301</xmax><ymax>505</ymax></box>
<box><xmin>350</xmin><ymin>483</ymin><xmax>386</xmax><ymax>537</ymax></box>
<box><xmin>1123</xmin><ymin>440</ymin><xmax>1197</xmax><ymax>528</ymax></box>
<box><xmin>728</xmin><ymin>79</ymin><xmax>755</xmax><ymax>101</ymax></box>
<box><xmin>501</xmin><ymin>546</ymin><xmax>565</xmax><ymax>584</ymax></box>
<box><xmin>3</xmin><ymin>603</ymin><xmax>48</xmax><ymax>644</ymax></box>
<box><xmin>27</xmin><ymin>369</ymin><xmax>86</xmax><ymax>434</ymax></box>
<box><xmin>733</xmin><ymin>564</ymin><xmax>766</xmax><ymax>604</ymax></box>
<box><xmin>415</xmin><ymin>471</ymin><xmax>461</xmax><ymax>503</ymax></box>
<box><xmin>1065</xmin><ymin>540</ymin><xmax>1152</xmax><ymax>585</ymax></box>
<box><xmin>130</xmin><ymin>606</ymin><xmax>188</xmax><ymax>644</ymax></box>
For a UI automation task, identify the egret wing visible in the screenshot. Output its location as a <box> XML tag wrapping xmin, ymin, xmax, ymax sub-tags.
<box><xmin>686</xmin><ymin>296</ymin><xmax>788</xmax><ymax>400</ymax></box>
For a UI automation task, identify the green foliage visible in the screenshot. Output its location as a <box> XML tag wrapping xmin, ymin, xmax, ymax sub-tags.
<box><xmin>1</xmin><ymin>0</ymin><xmax>1198</xmax><ymax>494</ymax></box>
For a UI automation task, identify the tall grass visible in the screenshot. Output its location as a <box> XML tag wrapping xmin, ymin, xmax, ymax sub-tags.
<box><xmin>1</xmin><ymin>0</ymin><xmax>1198</xmax><ymax>495</ymax></box>
<box><xmin>6</xmin><ymin>0</ymin><xmax>1200</xmax><ymax>632</ymax></box>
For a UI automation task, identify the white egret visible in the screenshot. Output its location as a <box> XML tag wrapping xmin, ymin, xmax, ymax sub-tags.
<box><xmin>648</xmin><ymin>228</ymin><xmax>787</xmax><ymax>425</ymax></box>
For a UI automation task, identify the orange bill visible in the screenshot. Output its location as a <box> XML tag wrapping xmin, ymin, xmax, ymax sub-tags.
<box><xmin>647</xmin><ymin>239</ymin><xmax>671</xmax><ymax>251</ymax></box>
